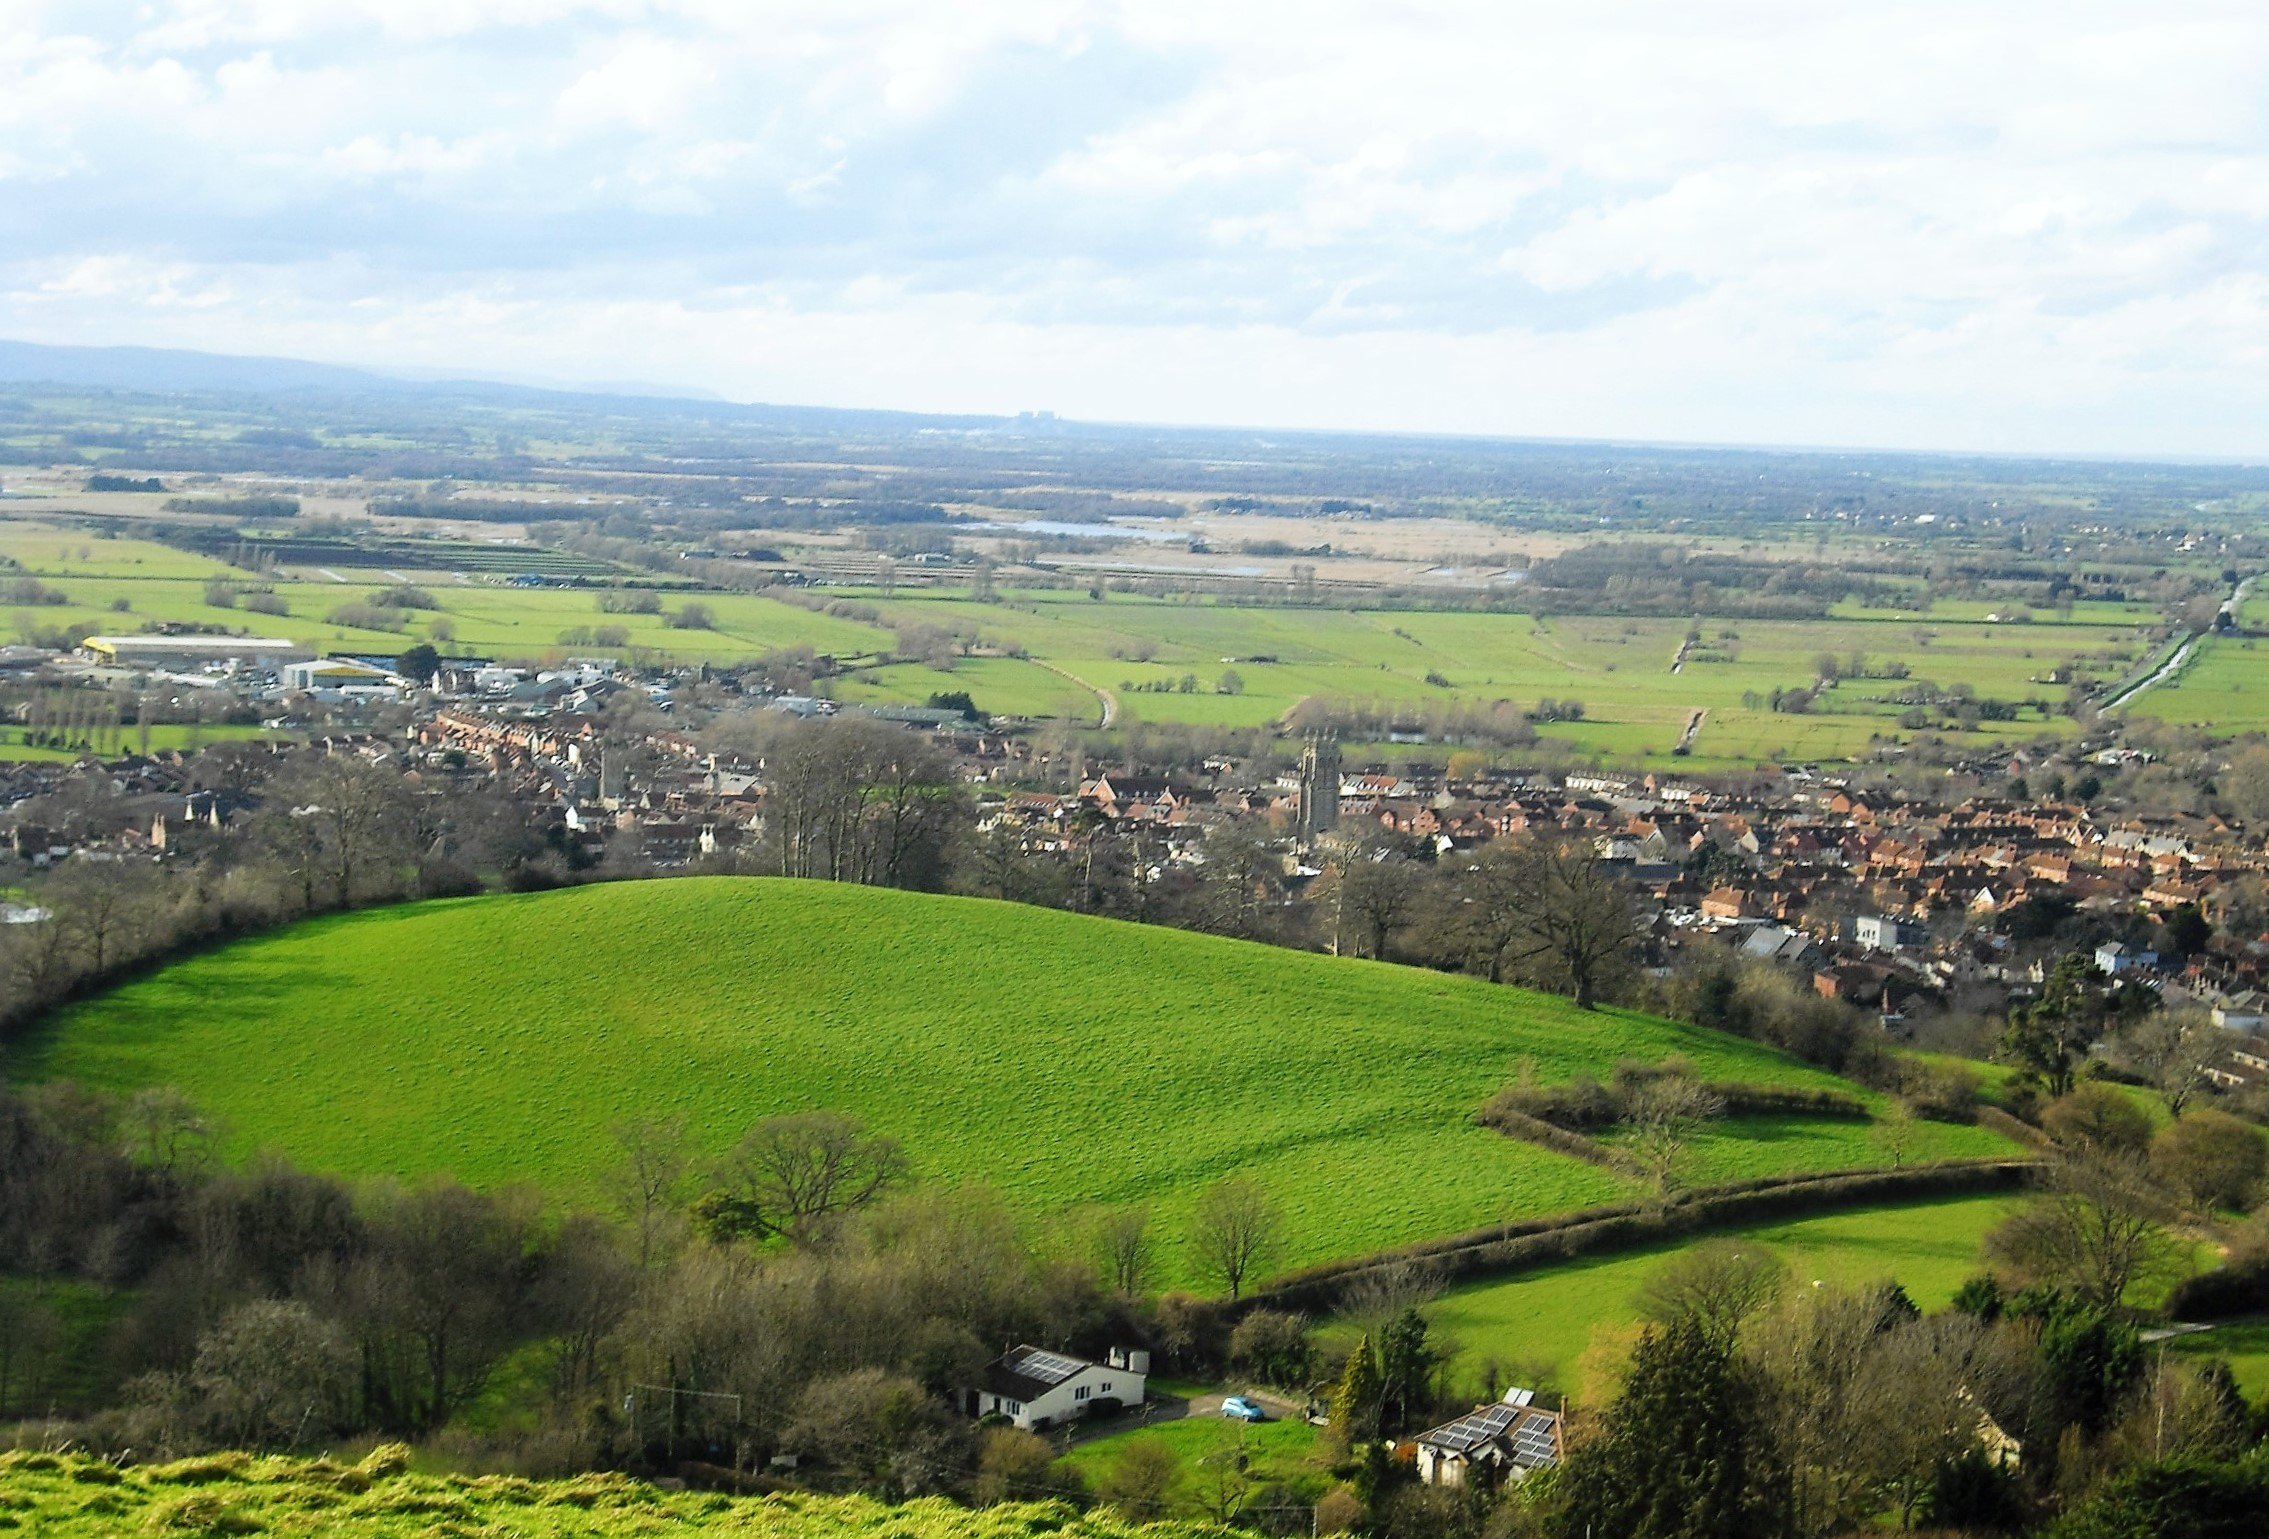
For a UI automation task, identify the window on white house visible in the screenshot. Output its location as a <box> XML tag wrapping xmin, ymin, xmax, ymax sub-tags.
<box><xmin>1075</xmin><ymin>1386</ymin><xmax>1089</xmax><ymax>1400</ymax></box>
<box><xmin>1101</xmin><ymin>1381</ymin><xmax>1113</xmax><ymax>1393</ymax></box>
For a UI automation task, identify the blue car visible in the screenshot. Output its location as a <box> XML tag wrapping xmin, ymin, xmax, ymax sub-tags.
<box><xmin>1221</xmin><ymin>1396</ymin><xmax>1266</xmax><ymax>1422</ymax></box>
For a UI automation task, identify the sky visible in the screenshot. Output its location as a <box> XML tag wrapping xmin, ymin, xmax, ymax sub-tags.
<box><xmin>4</xmin><ymin>1</ymin><xmax>2269</xmax><ymax>457</ymax></box>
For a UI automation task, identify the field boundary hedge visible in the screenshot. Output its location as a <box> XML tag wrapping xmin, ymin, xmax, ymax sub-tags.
<box><xmin>1711</xmin><ymin>1082</ymin><xmax>1872</xmax><ymax>1120</ymax></box>
<box><xmin>1973</xmin><ymin>1105</ymin><xmax>2054</xmax><ymax>1150</ymax></box>
<box><xmin>2162</xmin><ymin>1252</ymin><xmax>2269</xmax><ymax>1320</ymax></box>
<box><xmin>1237</xmin><ymin>1157</ymin><xmax>2038</xmax><ymax>1315</ymax></box>
<box><xmin>1473</xmin><ymin>1105</ymin><xmax>1642</xmax><ymax>1175</ymax></box>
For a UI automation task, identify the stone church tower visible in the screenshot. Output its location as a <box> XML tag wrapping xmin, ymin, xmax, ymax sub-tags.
<box><xmin>1298</xmin><ymin>735</ymin><xmax>1341</xmax><ymax>846</ymax></box>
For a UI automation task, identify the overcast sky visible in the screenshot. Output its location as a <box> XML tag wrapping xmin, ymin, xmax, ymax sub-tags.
<box><xmin>5</xmin><ymin>2</ymin><xmax>2268</xmax><ymax>456</ymax></box>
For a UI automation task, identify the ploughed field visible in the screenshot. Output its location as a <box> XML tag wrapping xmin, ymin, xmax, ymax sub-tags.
<box><xmin>19</xmin><ymin>879</ymin><xmax>2014</xmax><ymax>1284</ymax></box>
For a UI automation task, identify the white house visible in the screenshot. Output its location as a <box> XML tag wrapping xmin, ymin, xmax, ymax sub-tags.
<box><xmin>970</xmin><ymin>1345</ymin><xmax>1147</xmax><ymax>1430</ymax></box>
<box><xmin>1854</xmin><ymin>914</ymin><xmax>1925</xmax><ymax>953</ymax></box>
<box><xmin>1414</xmin><ymin>1389</ymin><xmax>1564</xmax><ymax>1488</ymax></box>
<box><xmin>2095</xmin><ymin>942</ymin><xmax>2157</xmax><ymax>976</ymax></box>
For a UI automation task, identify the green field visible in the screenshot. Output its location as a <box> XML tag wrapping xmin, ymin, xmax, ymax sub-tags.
<box><xmin>0</xmin><ymin>722</ymin><xmax>282</xmax><ymax>762</ymax></box>
<box><xmin>2139</xmin><ymin>632</ymin><xmax>2269</xmax><ymax>735</ymax></box>
<box><xmin>1060</xmin><ymin>1414</ymin><xmax>1325</xmax><ymax>1509</ymax></box>
<box><xmin>0</xmin><ymin>520</ymin><xmax>895</xmax><ymax>670</ymax></box>
<box><xmin>2167</xmin><ymin>1317</ymin><xmax>2269</xmax><ymax>1400</ymax></box>
<box><xmin>1380</xmin><ymin>1194</ymin><xmax>2022</xmax><ymax>1401</ymax></box>
<box><xmin>11</xmin><ymin>880</ymin><xmax>2012</xmax><ymax>1286</ymax></box>
<box><xmin>0</xmin><ymin>1449</ymin><xmax>1240</xmax><ymax>1539</ymax></box>
<box><xmin>0</xmin><ymin>518</ymin><xmax>2172</xmax><ymax>765</ymax></box>
<box><xmin>834</xmin><ymin>591</ymin><xmax>2139</xmax><ymax>766</ymax></box>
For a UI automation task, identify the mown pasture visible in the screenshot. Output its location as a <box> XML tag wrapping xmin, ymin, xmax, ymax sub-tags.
<box><xmin>1345</xmin><ymin>1194</ymin><xmax>2022</xmax><ymax>1403</ymax></box>
<box><xmin>1060</xmin><ymin>1415</ymin><xmax>1326</xmax><ymax>1511</ymax></box>
<box><xmin>2138</xmin><ymin>631</ymin><xmax>2269</xmax><ymax>736</ymax></box>
<box><xmin>0</xmin><ymin>518</ymin><xmax>2170</xmax><ymax>766</ymax></box>
<box><xmin>0</xmin><ymin>1448</ymin><xmax>1238</xmax><ymax>1539</ymax></box>
<box><xmin>15</xmin><ymin>880</ymin><xmax>2015</xmax><ymax>1287</ymax></box>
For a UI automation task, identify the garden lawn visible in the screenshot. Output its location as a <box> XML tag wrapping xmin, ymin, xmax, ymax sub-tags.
<box><xmin>1059</xmin><ymin>1415</ymin><xmax>1326</xmax><ymax>1509</ymax></box>
<box><xmin>11</xmin><ymin>880</ymin><xmax>1976</xmax><ymax>1288</ymax></box>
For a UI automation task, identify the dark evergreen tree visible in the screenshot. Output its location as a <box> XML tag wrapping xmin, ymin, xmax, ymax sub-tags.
<box><xmin>1375</xmin><ymin>1307</ymin><xmax>1437</xmax><ymax>1435</ymax></box>
<box><xmin>1330</xmin><ymin>1332</ymin><xmax>1382</xmax><ymax>1447</ymax></box>
<box><xmin>1560</xmin><ymin>1315</ymin><xmax>1786</xmax><ymax>1539</ymax></box>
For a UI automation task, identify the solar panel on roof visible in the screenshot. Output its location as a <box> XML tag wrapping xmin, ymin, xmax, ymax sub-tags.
<box><xmin>1018</xmin><ymin>1350</ymin><xmax>1084</xmax><ymax>1384</ymax></box>
<box><xmin>1512</xmin><ymin>1414</ymin><xmax>1559</xmax><ymax>1467</ymax></box>
<box><xmin>1426</xmin><ymin>1404</ymin><xmax>1518</xmax><ymax>1452</ymax></box>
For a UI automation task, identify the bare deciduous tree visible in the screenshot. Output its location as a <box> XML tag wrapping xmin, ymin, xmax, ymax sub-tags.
<box><xmin>1626</xmin><ymin>1071</ymin><xmax>1725</xmax><ymax>1196</ymax></box>
<box><xmin>1091</xmin><ymin>1203</ymin><xmax>1154</xmax><ymax>1297</ymax></box>
<box><xmin>1637</xmin><ymin>1238</ymin><xmax>1785</xmax><ymax>1348</ymax></box>
<box><xmin>123</xmin><ymin>1086</ymin><xmax>221</xmax><ymax>1180</ymax></box>
<box><xmin>2114</xmin><ymin>1008</ymin><xmax>2225</xmax><ymax>1120</ymax></box>
<box><xmin>255</xmin><ymin>751</ymin><xmax>417</xmax><ymax>911</ymax></box>
<box><xmin>1190</xmin><ymin>1175</ymin><xmax>1281</xmax><ymax>1301</ymax></box>
<box><xmin>189</xmin><ymin>1298</ymin><xmax>356</xmax><ymax>1448</ymax></box>
<box><xmin>1455</xmin><ymin>829</ymin><xmax>1643</xmax><ymax>1007</ymax></box>
<box><xmin>1986</xmin><ymin>1154</ymin><xmax>2184</xmax><ymax>1309</ymax></box>
<box><xmin>717</xmin><ymin>1110</ymin><xmax>907</xmax><ymax>1244</ymax></box>
<box><xmin>738</xmin><ymin>717</ymin><xmax>962</xmax><ymax>890</ymax></box>
<box><xmin>1335</xmin><ymin>838</ymin><xmax>1424</xmax><ymax>960</ymax></box>
<box><xmin>607</xmin><ymin>1115</ymin><xmax>692</xmax><ymax>1268</ymax></box>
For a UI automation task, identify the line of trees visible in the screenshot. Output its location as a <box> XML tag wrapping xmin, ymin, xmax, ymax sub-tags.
<box><xmin>0</xmin><ymin>1081</ymin><xmax>1304</xmax><ymax>1492</ymax></box>
<box><xmin>0</xmin><ymin>746</ymin><xmax>560</xmax><ymax>1040</ymax></box>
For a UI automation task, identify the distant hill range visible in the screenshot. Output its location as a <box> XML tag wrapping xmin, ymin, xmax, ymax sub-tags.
<box><xmin>0</xmin><ymin>337</ymin><xmax>738</xmax><ymax>411</ymax></box>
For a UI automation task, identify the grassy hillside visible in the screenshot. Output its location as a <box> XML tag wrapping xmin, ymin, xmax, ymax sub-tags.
<box><xmin>14</xmin><ymin>879</ymin><xmax>2013</xmax><ymax>1283</ymax></box>
<box><xmin>0</xmin><ymin>1448</ymin><xmax>1238</xmax><ymax>1539</ymax></box>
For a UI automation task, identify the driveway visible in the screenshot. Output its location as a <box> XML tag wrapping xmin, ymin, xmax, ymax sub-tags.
<box><xmin>1061</xmin><ymin>1390</ymin><xmax>1190</xmax><ymax>1447</ymax></box>
<box><xmin>1064</xmin><ymin>1386</ymin><xmax>1314</xmax><ymax>1449</ymax></box>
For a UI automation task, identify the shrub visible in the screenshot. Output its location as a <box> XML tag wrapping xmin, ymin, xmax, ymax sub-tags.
<box><xmin>1229</xmin><ymin>1309</ymin><xmax>1314</xmax><ymax>1387</ymax></box>
<box><xmin>370</xmin><ymin>585</ymin><xmax>440</xmax><ymax>610</ymax></box>
<box><xmin>1898</xmin><ymin>1061</ymin><xmax>1981</xmax><ymax>1120</ymax></box>
<box><xmin>242</xmin><ymin>593</ymin><xmax>290</xmax><ymax>617</ymax></box>
<box><xmin>2041</xmin><ymin>1085</ymin><xmax>2153</xmax><ymax>1156</ymax></box>
<box><xmin>2161</xmin><ymin>1243</ymin><xmax>2269</xmax><ymax>1320</ymax></box>
<box><xmin>2151</xmin><ymin>1110</ymin><xmax>2267</xmax><ymax>1212</ymax></box>
<box><xmin>3</xmin><ymin>577</ymin><xmax>68</xmax><ymax>606</ymax></box>
<box><xmin>325</xmin><ymin>603</ymin><xmax>407</xmax><ymax>632</ymax></box>
<box><xmin>668</xmin><ymin>602</ymin><xmax>715</xmax><ymax>630</ymax></box>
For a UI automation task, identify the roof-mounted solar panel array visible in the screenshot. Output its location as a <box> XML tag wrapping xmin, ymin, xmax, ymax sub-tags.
<box><xmin>1016</xmin><ymin>1349</ymin><xmax>1085</xmax><ymax>1385</ymax></box>
<box><xmin>1511</xmin><ymin>1413</ymin><xmax>1560</xmax><ymax>1467</ymax></box>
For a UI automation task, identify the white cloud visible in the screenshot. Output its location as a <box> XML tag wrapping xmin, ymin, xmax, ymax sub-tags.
<box><xmin>1</xmin><ymin>1</ymin><xmax>2267</xmax><ymax>454</ymax></box>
